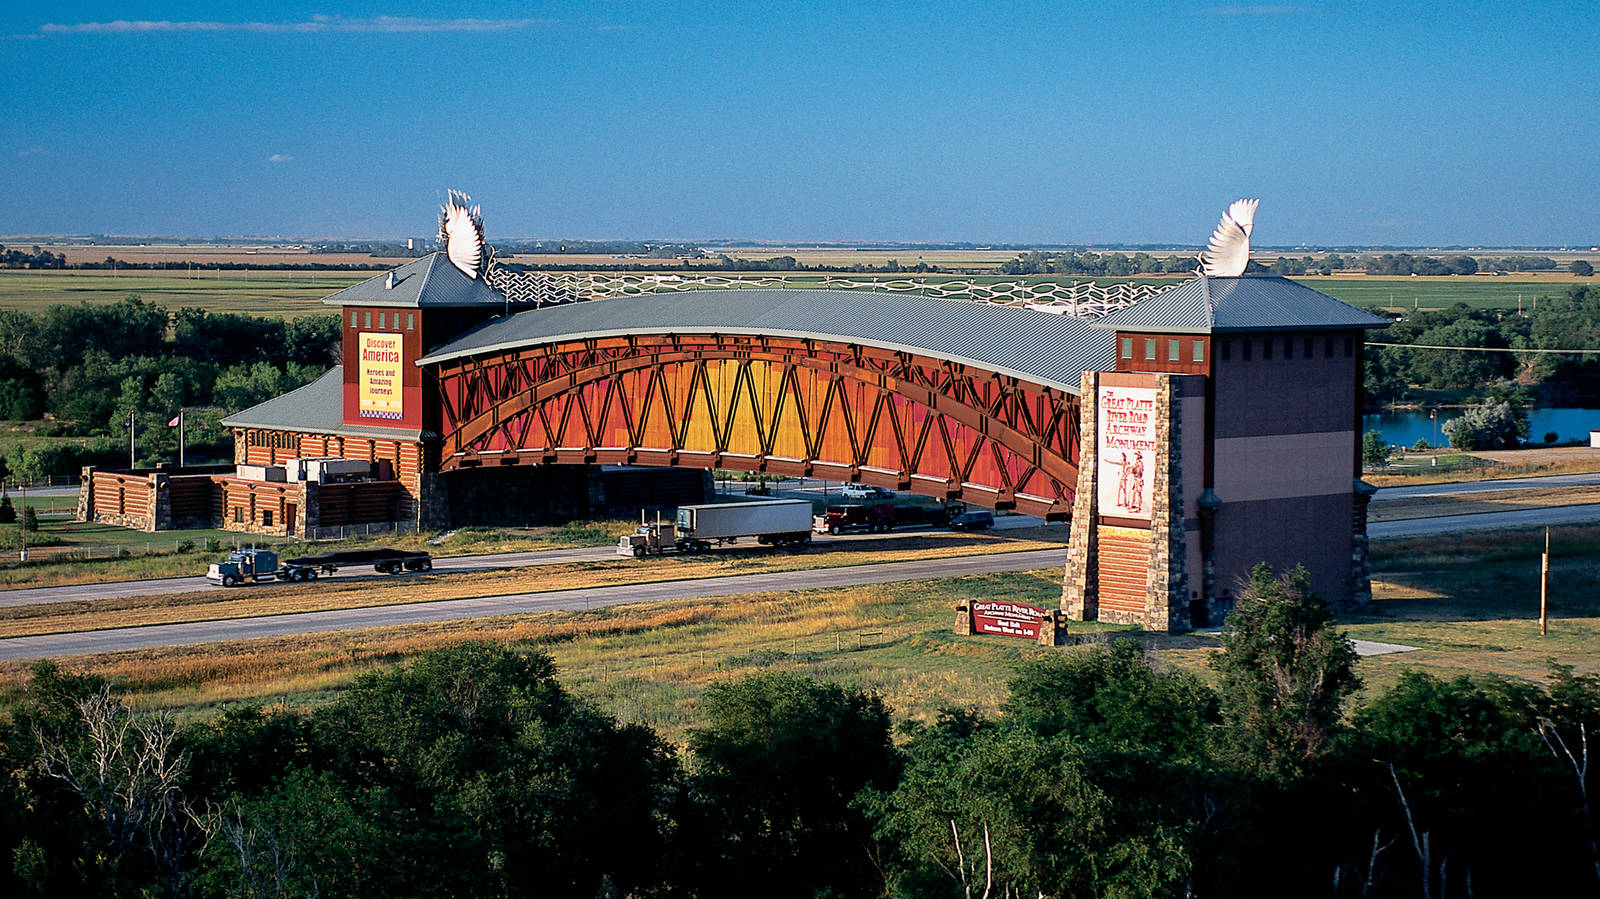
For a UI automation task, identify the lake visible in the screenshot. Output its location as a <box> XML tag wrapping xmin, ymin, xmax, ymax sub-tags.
<box><xmin>1362</xmin><ymin>407</ymin><xmax>1600</xmax><ymax>448</ymax></box>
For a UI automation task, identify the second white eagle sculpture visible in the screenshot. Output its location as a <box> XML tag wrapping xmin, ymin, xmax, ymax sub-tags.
<box><xmin>1201</xmin><ymin>198</ymin><xmax>1259</xmax><ymax>277</ymax></box>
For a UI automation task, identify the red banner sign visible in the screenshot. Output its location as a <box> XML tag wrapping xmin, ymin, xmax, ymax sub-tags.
<box><xmin>970</xmin><ymin>600</ymin><xmax>1048</xmax><ymax>639</ymax></box>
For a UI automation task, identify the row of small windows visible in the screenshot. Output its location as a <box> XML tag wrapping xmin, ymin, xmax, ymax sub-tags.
<box><xmin>350</xmin><ymin>310</ymin><xmax>415</xmax><ymax>331</ymax></box>
<box><xmin>244</xmin><ymin>430</ymin><xmax>298</xmax><ymax>449</ymax></box>
<box><xmin>1120</xmin><ymin>337</ymin><xmax>1206</xmax><ymax>364</ymax></box>
<box><xmin>1217</xmin><ymin>335</ymin><xmax>1354</xmax><ymax>362</ymax></box>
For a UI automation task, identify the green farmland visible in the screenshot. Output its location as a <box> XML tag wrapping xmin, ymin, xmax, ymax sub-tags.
<box><xmin>0</xmin><ymin>269</ymin><xmax>377</xmax><ymax>318</ymax></box>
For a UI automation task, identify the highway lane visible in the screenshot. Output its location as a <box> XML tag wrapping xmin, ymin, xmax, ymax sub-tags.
<box><xmin>0</xmin><ymin>545</ymin><xmax>619</xmax><ymax>610</ymax></box>
<box><xmin>1369</xmin><ymin>503</ymin><xmax>1600</xmax><ymax>538</ymax></box>
<box><xmin>0</xmin><ymin>548</ymin><xmax>1065</xmax><ymax>662</ymax></box>
<box><xmin>1372</xmin><ymin>472</ymin><xmax>1600</xmax><ymax>500</ymax></box>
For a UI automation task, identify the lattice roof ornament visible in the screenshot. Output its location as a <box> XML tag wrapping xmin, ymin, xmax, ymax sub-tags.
<box><xmin>439</xmin><ymin>190</ymin><xmax>490</xmax><ymax>279</ymax></box>
<box><xmin>1200</xmin><ymin>198</ymin><xmax>1259</xmax><ymax>277</ymax></box>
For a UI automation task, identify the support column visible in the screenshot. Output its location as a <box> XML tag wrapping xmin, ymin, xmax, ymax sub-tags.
<box><xmin>1062</xmin><ymin>371</ymin><xmax>1101</xmax><ymax>621</ymax></box>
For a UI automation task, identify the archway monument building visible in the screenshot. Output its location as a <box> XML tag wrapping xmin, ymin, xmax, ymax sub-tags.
<box><xmin>79</xmin><ymin>227</ymin><xmax>1387</xmax><ymax>633</ymax></box>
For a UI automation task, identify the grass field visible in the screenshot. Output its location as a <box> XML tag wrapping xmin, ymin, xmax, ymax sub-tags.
<box><xmin>0</xmin><ymin>270</ymin><xmax>374</xmax><ymax>318</ymax></box>
<box><xmin>0</xmin><ymin>522</ymin><xmax>1592</xmax><ymax>743</ymax></box>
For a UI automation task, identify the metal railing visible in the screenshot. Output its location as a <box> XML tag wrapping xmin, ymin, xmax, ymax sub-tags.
<box><xmin>484</xmin><ymin>267</ymin><xmax>1175</xmax><ymax>318</ymax></box>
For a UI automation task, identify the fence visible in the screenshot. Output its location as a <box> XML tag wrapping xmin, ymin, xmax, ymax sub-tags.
<box><xmin>483</xmin><ymin>267</ymin><xmax>1175</xmax><ymax>318</ymax></box>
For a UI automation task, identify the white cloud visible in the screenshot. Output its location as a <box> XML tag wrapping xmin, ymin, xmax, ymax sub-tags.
<box><xmin>269</xmin><ymin>154</ymin><xmax>294</xmax><ymax>164</ymax></box>
<box><xmin>40</xmin><ymin>15</ymin><xmax>551</xmax><ymax>36</ymax></box>
<box><xmin>17</xmin><ymin>146</ymin><xmax>46</xmax><ymax>158</ymax></box>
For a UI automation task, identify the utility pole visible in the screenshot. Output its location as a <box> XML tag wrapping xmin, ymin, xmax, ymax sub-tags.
<box><xmin>1540</xmin><ymin>527</ymin><xmax>1550</xmax><ymax>636</ymax></box>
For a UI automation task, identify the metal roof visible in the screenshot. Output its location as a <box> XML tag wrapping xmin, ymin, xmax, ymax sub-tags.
<box><xmin>417</xmin><ymin>289</ymin><xmax>1116</xmax><ymax>394</ymax></box>
<box><xmin>1092</xmin><ymin>275</ymin><xmax>1391</xmax><ymax>334</ymax></box>
<box><xmin>321</xmin><ymin>253</ymin><xmax>507</xmax><ymax>308</ymax></box>
<box><xmin>220</xmin><ymin>366</ymin><xmax>428</xmax><ymax>441</ymax></box>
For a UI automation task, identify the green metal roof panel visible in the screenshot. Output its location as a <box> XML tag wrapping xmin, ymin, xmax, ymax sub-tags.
<box><xmin>220</xmin><ymin>366</ymin><xmax>427</xmax><ymax>441</ymax></box>
<box><xmin>417</xmin><ymin>289</ymin><xmax>1116</xmax><ymax>394</ymax></box>
<box><xmin>320</xmin><ymin>253</ymin><xmax>507</xmax><ymax>308</ymax></box>
<box><xmin>1093</xmin><ymin>275</ymin><xmax>1390</xmax><ymax>334</ymax></box>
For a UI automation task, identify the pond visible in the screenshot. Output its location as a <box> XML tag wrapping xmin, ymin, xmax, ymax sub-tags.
<box><xmin>1362</xmin><ymin>407</ymin><xmax>1600</xmax><ymax>448</ymax></box>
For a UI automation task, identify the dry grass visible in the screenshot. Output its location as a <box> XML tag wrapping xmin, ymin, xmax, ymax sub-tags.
<box><xmin>1344</xmin><ymin>523</ymin><xmax>1600</xmax><ymax>695</ymax></box>
<box><xmin>0</xmin><ymin>568</ymin><xmax>1115</xmax><ymax>741</ymax></box>
<box><xmin>1367</xmin><ymin>450</ymin><xmax>1600</xmax><ymax>487</ymax></box>
<box><xmin>0</xmin><ymin>531</ymin><xmax>1063</xmax><ymax>639</ymax></box>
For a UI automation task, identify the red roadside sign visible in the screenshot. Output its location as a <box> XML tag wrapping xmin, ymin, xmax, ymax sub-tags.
<box><xmin>970</xmin><ymin>600</ymin><xmax>1047</xmax><ymax>639</ymax></box>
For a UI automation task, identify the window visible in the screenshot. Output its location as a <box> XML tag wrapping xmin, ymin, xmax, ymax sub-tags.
<box><xmin>262</xmin><ymin>510</ymin><xmax>273</xmax><ymax>527</ymax></box>
<box><xmin>1144</xmin><ymin>339</ymin><xmax>1155</xmax><ymax>361</ymax></box>
<box><xmin>1284</xmin><ymin>338</ymin><xmax>1293</xmax><ymax>359</ymax></box>
<box><xmin>1192</xmin><ymin>340</ymin><xmax>1205</xmax><ymax>363</ymax></box>
<box><xmin>233</xmin><ymin>507</ymin><xmax>243</xmax><ymax>523</ymax></box>
<box><xmin>1263</xmin><ymin>338</ymin><xmax>1272</xmax><ymax>360</ymax></box>
<box><xmin>1168</xmin><ymin>339</ymin><xmax>1180</xmax><ymax>361</ymax></box>
<box><xmin>379</xmin><ymin>312</ymin><xmax>386</xmax><ymax>329</ymax></box>
<box><xmin>1325</xmin><ymin>337</ymin><xmax>1335</xmax><ymax>357</ymax></box>
<box><xmin>1120</xmin><ymin>337</ymin><xmax>1133</xmax><ymax>359</ymax></box>
<box><xmin>350</xmin><ymin>311</ymin><xmax>358</xmax><ymax>327</ymax></box>
<box><xmin>407</xmin><ymin>313</ymin><xmax>415</xmax><ymax>331</ymax></box>
<box><xmin>1344</xmin><ymin>336</ymin><xmax>1354</xmax><ymax>357</ymax></box>
<box><xmin>363</xmin><ymin>310</ymin><xmax>372</xmax><ymax>328</ymax></box>
<box><xmin>1242</xmin><ymin>340</ymin><xmax>1252</xmax><ymax>361</ymax></box>
<box><xmin>1219</xmin><ymin>339</ymin><xmax>1231</xmax><ymax>362</ymax></box>
<box><xmin>1305</xmin><ymin>338</ymin><xmax>1314</xmax><ymax>358</ymax></box>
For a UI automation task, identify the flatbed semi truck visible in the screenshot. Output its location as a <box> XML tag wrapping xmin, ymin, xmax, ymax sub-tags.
<box><xmin>206</xmin><ymin>547</ymin><xmax>433</xmax><ymax>586</ymax></box>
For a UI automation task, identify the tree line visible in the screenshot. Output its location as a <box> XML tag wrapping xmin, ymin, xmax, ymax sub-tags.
<box><xmin>1366</xmin><ymin>285</ymin><xmax>1600</xmax><ymax>410</ymax></box>
<box><xmin>2</xmin><ymin>564</ymin><xmax>1597</xmax><ymax>897</ymax></box>
<box><xmin>0</xmin><ymin>297</ymin><xmax>338</xmax><ymax>477</ymax></box>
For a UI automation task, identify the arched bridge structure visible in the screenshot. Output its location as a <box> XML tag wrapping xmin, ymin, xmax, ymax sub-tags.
<box><xmin>417</xmin><ymin>290</ymin><xmax>1116</xmax><ymax>520</ymax></box>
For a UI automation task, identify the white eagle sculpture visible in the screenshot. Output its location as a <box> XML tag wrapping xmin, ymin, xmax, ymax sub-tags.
<box><xmin>439</xmin><ymin>190</ymin><xmax>490</xmax><ymax>279</ymax></box>
<box><xmin>1200</xmin><ymin>198</ymin><xmax>1259</xmax><ymax>277</ymax></box>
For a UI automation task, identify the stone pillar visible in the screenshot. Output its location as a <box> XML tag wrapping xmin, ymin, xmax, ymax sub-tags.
<box><xmin>1144</xmin><ymin>375</ymin><xmax>1189</xmax><ymax>632</ymax></box>
<box><xmin>952</xmin><ymin>603</ymin><xmax>974</xmax><ymax>636</ymax></box>
<box><xmin>1035</xmin><ymin>610</ymin><xmax>1068</xmax><ymax>646</ymax></box>
<box><xmin>1350</xmin><ymin>479</ymin><xmax>1377</xmax><ymax>610</ymax></box>
<box><xmin>302</xmin><ymin>480</ymin><xmax>320</xmax><ymax>539</ymax></box>
<box><xmin>77</xmin><ymin>466</ymin><xmax>96</xmax><ymax>522</ymax></box>
<box><xmin>1062</xmin><ymin>371</ymin><xmax>1101</xmax><ymax>620</ymax></box>
<box><xmin>148</xmin><ymin>472</ymin><xmax>169</xmax><ymax>533</ymax></box>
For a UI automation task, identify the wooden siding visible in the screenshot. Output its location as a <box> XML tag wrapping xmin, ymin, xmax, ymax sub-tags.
<box><xmin>1096</xmin><ymin>525</ymin><xmax>1151</xmax><ymax>616</ymax></box>
<box><xmin>318</xmin><ymin>481</ymin><xmax>403</xmax><ymax>526</ymax></box>
<box><xmin>91</xmin><ymin>472</ymin><xmax>149</xmax><ymax>516</ymax></box>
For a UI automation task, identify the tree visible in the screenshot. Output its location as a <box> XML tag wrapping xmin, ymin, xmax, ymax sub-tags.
<box><xmin>1441</xmin><ymin>400</ymin><xmax>1527</xmax><ymax>449</ymax></box>
<box><xmin>1001</xmin><ymin>638</ymin><xmax>1217</xmax><ymax>763</ymax></box>
<box><xmin>297</xmin><ymin>643</ymin><xmax>679</xmax><ymax>899</ymax></box>
<box><xmin>686</xmin><ymin>672</ymin><xmax>898</xmax><ymax>899</ymax></box>
<box><xmin>1362</xmin><ymin>430</ymin><xmax>1392</xmax><ymax>468</ymax></box>
<box><xmin>1569</xmin><ymin>259</ymin><xmax>1594</xmax><ymax>277</ymax></box>
<box><xmin>1212</xmin><ymin>564</ymin><xmax>1360</xmax><ymax>779</ymax></box>
<box><xmin>865</xmin><ymin>711</ymin><xmax>1192</xmax><ymax>899</ymax></box>
<box><xmin>22</xmin><ymin>506</ymin><xmax>38</xmax><ymax>532</ymax></box>
<box><xmin>0</xmin><ymin>494</ymin><xmax>13</xmax><ymax>525</ymax></box>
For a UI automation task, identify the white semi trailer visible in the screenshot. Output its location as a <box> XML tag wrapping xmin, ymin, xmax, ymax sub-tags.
<box><xmin>618</xmin><ymin>499</ymin><xmax>814</xmax><ymax>557</ymax></box>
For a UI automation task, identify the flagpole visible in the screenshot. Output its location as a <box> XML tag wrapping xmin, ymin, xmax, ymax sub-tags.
<box><xmin>179</xmin><ymin>408</ymin><xmax>186</xmax><ymax>468</ymax></box>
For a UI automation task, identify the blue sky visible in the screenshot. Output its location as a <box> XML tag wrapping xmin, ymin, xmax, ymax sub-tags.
<box><xmin>3</xmin><ymin>2</ymin><xmax>1597</xmax><ymax>245</ymax></box>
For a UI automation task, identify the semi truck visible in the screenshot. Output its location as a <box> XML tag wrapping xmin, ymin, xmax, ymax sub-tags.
<box><xmin>618</xmin><ymin>499</ymin><xmax>814</xmax><ymax>557</ymax></box>
<box><xmin>812</xmin><ymin>502</ymin><xmax>960</xmax><ymax>535</ymax></box>
<box><xmin>206</xmin><ymin>547</ymin><xmax>433</xmax><ymax>586</ymax></box>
